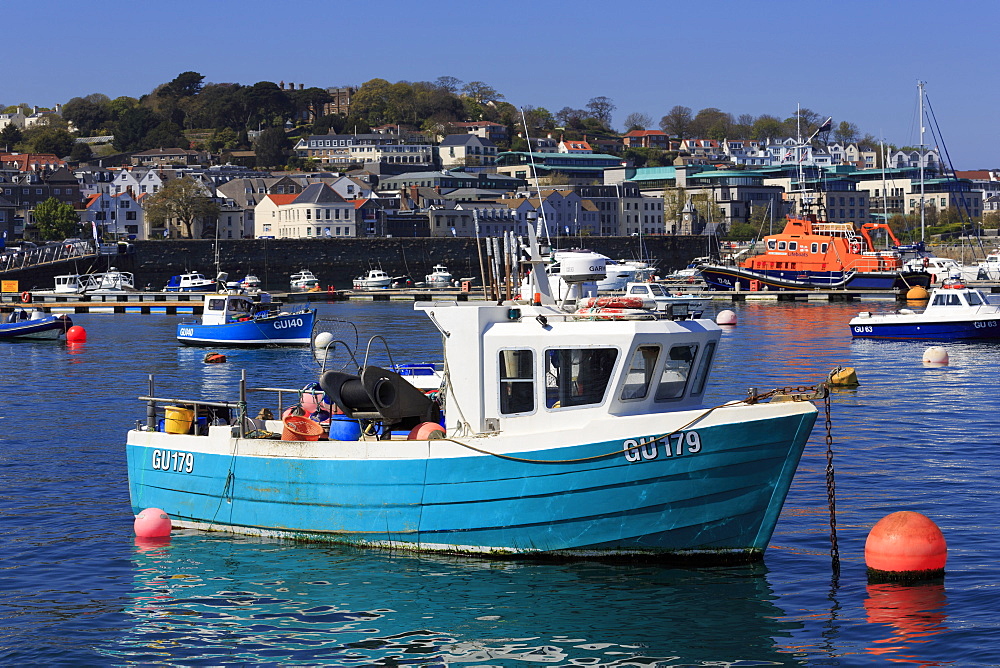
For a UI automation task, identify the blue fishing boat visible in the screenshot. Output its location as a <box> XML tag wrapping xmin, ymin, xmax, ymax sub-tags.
<box><xmin>0</xmin><ymin>308</ymin><xmax>73</xmax><ymax>340</ymax></box>
<box><xmin>849</xmin><ymin>279</ymin><xmax>1000</xmax><ymax>340</ymax></box>
<box><xmin>127</xmin><ymin>228</ymin><xmax>820</xmax><ymax>562</ymax></box>
<box><xmin>176</xmin><ymin>293</ymin><xmax>315</xmax><ymax>346</ymax></box>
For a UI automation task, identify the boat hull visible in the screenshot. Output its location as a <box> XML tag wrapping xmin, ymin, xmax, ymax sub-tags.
<box><xmin>165</xmin><ymin>286</ymin><xmax>215</xmax><ymax>293</ymax></box>
<box><xmin>0</xmin><ymin>315</ymin><xmax>72</xmax><ymax>340</ymax></box>
<box><xmin>850</xmin><ymin>315</ymin><xmax>1000</xmax><ymax>340</ymax></box>
<box><xmin>176</xmin><ymin>310</ymin><xmax>315</xmax><ymax>346</ymax></box>
<box><xmin>699</xmin><ymin>264</ymin><xmax>930</xmax><ymax>292</ymax></box>
<box><xmin>126</xmin><ymin>403</ymin><xmax>816</xmax><ymax>561</ymax></box>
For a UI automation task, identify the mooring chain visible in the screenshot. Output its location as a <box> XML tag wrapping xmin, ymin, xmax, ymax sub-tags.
<box><xmin>824</xmin><ymin>386</ymin><xmax>841</xmax><ymax>575</ymax></box>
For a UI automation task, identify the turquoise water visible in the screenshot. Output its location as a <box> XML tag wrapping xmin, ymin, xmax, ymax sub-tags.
<box><xmin>1</xmin><ymin>299</ymin><xmax>998</xmax><ymax>665</ymax></box>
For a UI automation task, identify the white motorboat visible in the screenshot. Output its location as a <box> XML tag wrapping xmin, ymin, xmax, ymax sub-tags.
<box><xmin>164</xmin><ymin>271</ymin><xmax>217</xmax><ymax>293</ymax></box>
<box><xmin>424</xmin><ymin>264</ymin><xmax>453</xmax><ymax>288</ymax></box>
<box><xmin>850</xmin><ymin>279</ymin><xmax>1000</xmax><ymax>340</ymax></box>
<box><xmin>90</xmin><ymin>267</ymin><xmax>136</xmax><ymax>293</ymax></box>
<box><xmin>353</xmin><ymin>268</ymin><xmax>391</xmax><ymax>290</ymax></box>
<box><xmin>290</xmin><ymin>270</ymin><xmax>320</xmax><ymax>292</ymax></box>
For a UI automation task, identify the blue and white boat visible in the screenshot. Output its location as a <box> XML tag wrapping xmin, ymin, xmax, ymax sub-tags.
<box><xmin>0</xmin><ymin>308</ymin><xmax>73</xmax><ymax>340</ymax></box>
<box><xmin>127</xmin><ymin>228</ymin><xmax>820</xmax><ymax>562</ymax></box>
<box><xmin>176</xmin><ymin>293</ymin><xmax>316</xmax><ymax>346</ymax></box>
<box><xmin>163</xmin><ymin>271</ymin><xmax>217</xmax><ymax>293</ymax></box>
<box><xmin>849</xmin><ymin>279</ymin><xmax>1000</xmax><ymax>340</ymax></box>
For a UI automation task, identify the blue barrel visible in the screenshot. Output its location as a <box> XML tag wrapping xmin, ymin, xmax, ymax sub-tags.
<box><xmin>327</xmin><ymin>414</ymin><xmax>361</xmax><ymax>441</ymax></box>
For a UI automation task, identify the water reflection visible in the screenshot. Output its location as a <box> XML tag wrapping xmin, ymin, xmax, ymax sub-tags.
<box><xmin>106</xmin><ymin>533</ymin><xmax>806</xmax><ymax>666</ymax></box>
<box><xmin>864</xmin><ymin>582</ymin><xmax>949</xmax><ymax>666</ymax></box>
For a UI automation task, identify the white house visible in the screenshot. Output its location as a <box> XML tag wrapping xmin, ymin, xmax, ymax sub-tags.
<box><xmin>82</xmin><ymin>191</ymin><xmax>146</xmax><ymax>240</ymax></box>
<box><xmin>254</xmin><ymin>183</ymin><xmax>355</xmax><ymax>238</ymax></box>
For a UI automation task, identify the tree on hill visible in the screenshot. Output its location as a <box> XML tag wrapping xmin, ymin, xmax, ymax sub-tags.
<box><xmin>144</xmin><ymin>176</ymin><xmax>220</xmax><ymax>239</ymax></box>
<box><xmin>659</xmin><ymin>106</ymin><xmax>693</xmax><ymax>138</ymax></box>
<box><xmin>114</xmin><ymin>107</ymin><xmax>162</xmax><ymax>151</ymax></box>
<box><xmin>33</xmin><ymin>197</ymin><xmax>81</xmax><ymax>240</ymax></box>
<box><xmin>623</xmin><ymin>112</ymin><xmax>652</xmax><ymax>131</ymax></box>
<box><xmin>24</xmin><ymin>126</ymin><xmax>76</xmax><ymax>156</ymax></box>
<box><xmin>0</xmin><ymin>123</ymin><xmax>22</xmax><ymax>150</ymax></box>
<box><xmin>70</xmin><ymin>141</ymin><xmax>93</xmax><ymax>162</ymax></box>
<box><xmin>462</xmin><ymin>81</ymin><xmax>503</xmax><ymax>103</ymax></box>
<box><xmin>289</xmin><ymin>86</ymin><xmax>333</xmax><ymax>123</ymax></box>
<box><xmin>254</xmin><ymin>127</ymin><xmax>289</xmax><ymax>168</ymax></box>
<box><xmin>586</xmin><ymin>96</ymin><xmax>615</xmax><ymax>128</ymax></box>
<box><xmin>62</xmin><ymin>94</ymin><xmax>111</xmax><ymax>135</ymax></box>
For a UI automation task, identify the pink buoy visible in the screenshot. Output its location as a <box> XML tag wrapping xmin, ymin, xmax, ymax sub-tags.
<box><xmin>716</xmin><ymin>309</ymin><xmax>737</xmax><ymax>325</ymax></box>
<box><xmin>66</xmin><ymin>325</ymin><xmax>87</xmax><ymax>343</ymax></box>
<box><xmin>407</xmin><ymin>421</ymin><xmax>446</xmax><ymax>440</ymax></box>
<box><xmin>922</xmin><ymin>346</ymin><xmax>948</xmax><ymax>366</ymax></box>
<box><xmin>134</xmin><ymin>508</ymin><xmax>172</xmax><ymax>538</ymax></box>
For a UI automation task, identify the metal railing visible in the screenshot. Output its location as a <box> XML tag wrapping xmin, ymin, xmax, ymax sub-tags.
<box><xmin>0</xmin><ymin>241</ymin><xmax>97</xmax><ymax>273</ymax></box>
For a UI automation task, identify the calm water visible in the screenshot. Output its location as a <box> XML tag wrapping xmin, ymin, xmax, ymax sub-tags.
<box><xmin>1</xmin><ymin>298</ymin><xmax>999</xmax><ymax>666</ymax></box>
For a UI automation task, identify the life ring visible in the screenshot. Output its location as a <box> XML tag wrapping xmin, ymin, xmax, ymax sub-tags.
<box><xmin>20</xmin><ymin>291</ymin><xmax>31</xmax><ymax>303</ymax></box>
<box><xmin>579</xmin><ymin>296</ymin><xmax>645</xmax><ymax>309</ymax></box>
<box><xmin>849</xmin><ymin>240</ymin><xmax>862</xmax><ymax>254</ymax></box>
<box><xmin>575</xmin><ymin>307</ymin><xmax>648</xmax><ymax>320</ymax></box>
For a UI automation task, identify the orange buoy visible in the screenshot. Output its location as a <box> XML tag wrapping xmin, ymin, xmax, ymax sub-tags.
<box><xmin>865</xmin><ymin>511</ymin><xmax>947</xmax><ymax>582</ymax></box>
<box><xmin>407</xmin><ymin>421</ymin><xmax>446</xmax><ymax>440</ymax></box>
<box><xmin>203</xmin><ymin>352</ymin><xmax>227</xmax><ymax>363</ymax></box>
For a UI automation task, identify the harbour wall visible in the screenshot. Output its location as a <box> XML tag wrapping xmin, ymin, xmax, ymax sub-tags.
<box><xmin>6</xmin><ymin>237</ymin><xmax>711</xmax><ymax>292</ymax></box>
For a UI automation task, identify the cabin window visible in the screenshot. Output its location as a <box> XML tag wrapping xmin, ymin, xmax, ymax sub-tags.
<box><xmin>207</xmin><ymin>298</ymin><xmax>227</xmax><ymax>311</ymax></box>
<box><xmin>655</xmin><ymin>344</ymin><xmax>698</xmax><ymax>401</ymax></box>
<box><xmin>932</xmin><ymin>294</ymin><xmax>946</xmax><ymax>306</ymax></box>
<box><xmin>499</xmin><ymin>349</ymin><xmax>535</xmax><ymax>415</ymax></box>
<box><xmin>544</xmin><ymin>347</ymin><xmax>618</xmax><ymax>409</ymax></box>
<box><xmin>947</xmin><ymin>294</ymin><xmax>961</xmax><ymax>306</ymax></box>
<box><xmin>778</xmin><ymin>241</ymin><xmax>787</xmax><ymax>250</ymax></box>
<box><xmin>966</xmin><ymin>291</ymin><xmax>983</xmax><ymax>306</ymax></box>
<box><xmin>767</xmin><ymin>240</ymin><xmax>776</xmax><ymax>250</ymax></box>
<box><xmin>789</xmin><ymin>242</ymin><xmax>798</xmax><ymax>251</ymax></box>
<box><xmin>689</xmin><ymin>341</ymin><xmax>716</xmax><ymax>397</ymax></box>
<box><xmin>811</xmin><ymin>243</ymin><xmax>818</xmax><ymax>253</ymax></box>
<box><xmin>821</xmin><ymin>243</ymin><xmax>828</xmax><ymax>253</ymax></box>
<box><xmin>620</xmin><ymin>345</ymin><xmax>660</xmax><ymax>400</ymax></box>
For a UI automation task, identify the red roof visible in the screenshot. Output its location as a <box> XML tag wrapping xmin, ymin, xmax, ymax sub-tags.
<box><xmin>266</xmin><ymin>194</ymin><xmax>298</xmax><ymax>206</ymax></box>
<box><xmin>624</xmin><ymin>130</ymin><xmax>667</xmax><ymax>137</ymax></box>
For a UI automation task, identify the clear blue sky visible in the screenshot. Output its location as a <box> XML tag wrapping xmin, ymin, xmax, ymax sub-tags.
<box><xmin>8</xmin><ymin>0</ymin><xmax>999</xmax><ymax>168</ymax></box>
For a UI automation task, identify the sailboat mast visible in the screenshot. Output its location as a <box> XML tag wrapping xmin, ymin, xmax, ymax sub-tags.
<box><xmin>918</xmin><ymin>80</ymin><xmax>926</xmax><ymax>241</ymax></box>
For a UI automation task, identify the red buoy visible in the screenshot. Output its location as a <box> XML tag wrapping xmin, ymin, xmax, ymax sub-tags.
<box><xmin>66</xmin><ymin>325</ymin><xmax>87</xmax><ymax>343</ymax></box>
<box><xmin>865</xmin><ymin>511</ymin><xmax>946</xmax><ymax>582</ymax></box>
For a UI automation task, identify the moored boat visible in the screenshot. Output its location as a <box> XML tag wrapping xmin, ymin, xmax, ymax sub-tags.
<box><xmin>0</xmin><ymin>308</ymin><xmax>73</xmax><ymax>340</ymax></box>
<box><xmin>352</xmin><ymin>268</ymin><xmax>391</xmax><ymax>290</ymax></box>
<box><xmin>290</xmin><ymin>270</ymin><xmax>320</xmax><ymax>291</ymax></box>
<box><xmin>164</xmin><ymin>271</ymin><xmax>217</xmax><ymax>293</ymax></box>
<box><xmin>126</xmin><ymin>228</ymin><xmax>822</xmax><ymax>562</ymax></box>
<box><xmin>424</xmin><ymin>264</ymin><xmax>453</xmax><ymax>288</ymax></box>
<box><xmin>699</xmin><ymin>214</ymin><xmax>930</xmax><ymax>291</ymax></box>
<box><xmin>849</xmin><ymin>279</ymin><xmax>1000</xmax><ymax>340</ymax></box>
<box><xmin>176</xmin><ymin>293</ymin><xmax>315</xmax><ymax>346</ymax></box>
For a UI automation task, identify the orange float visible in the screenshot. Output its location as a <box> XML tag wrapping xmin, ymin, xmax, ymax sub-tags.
<box><xmin>865</xmin><ymin>511</ymin><xmax>947</xmax><ymax>582</ymax></box>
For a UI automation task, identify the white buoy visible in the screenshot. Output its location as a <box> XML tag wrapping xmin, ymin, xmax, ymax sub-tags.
<box><xmin>314</xmin><ymin>331</ymin><xmax>334</xmax><ymax>351</ymax></box>
<box><xmin>716</xmin><ymin>309</ymin><xmax>737</xmax><ymax>325</ymax></box>
<box><xmin>922</xmin><ymin>346</ymin><xmax>948</xmax><ymax>366</ymax></box>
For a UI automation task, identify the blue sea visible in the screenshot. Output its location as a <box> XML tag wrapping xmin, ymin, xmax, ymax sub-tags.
<box><xmin>2</xmin><ymin>298</ymin><xmax>999</xmax><ymax>666</ymax></box>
